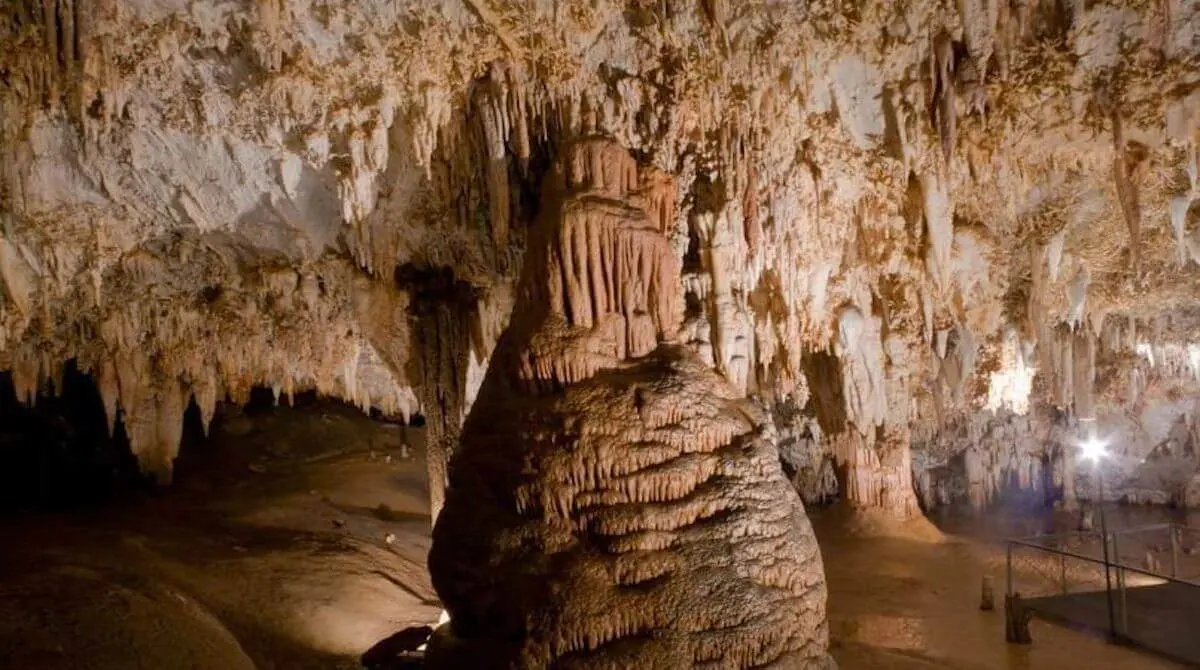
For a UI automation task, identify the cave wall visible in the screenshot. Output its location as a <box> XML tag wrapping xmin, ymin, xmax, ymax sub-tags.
<box><xmin>1</xmin><ymin>1</ymin><xmax>1199</xmax><ymax>511</ymax></box>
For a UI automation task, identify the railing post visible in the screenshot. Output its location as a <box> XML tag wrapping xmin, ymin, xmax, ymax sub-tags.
<box><xmin>1118</xmin><ymin>558</ymin><xmax>1128</xmax><ymax>637</ymax></box>
<box><xmin>1060</xmin><ymin>551</ymin><xmax>1067</xmax><ymax>594</ymax></box>
<box><xmin>1112</xmin><ymin>532</ymin><xmax>1128</xmax><ymax>638</ymax></box>
<box><xmin>1102</xmin><ymin>532</ymin><xmax>1116</xmax><ymax>641</ymax></box>
<box><xmin>1171</xmin><ymin>525</ymin><xmax>1179</xmax><ymax>579</ymax></box>
<box><xmin>1006</xmin><ymin>542</ymin><xmax>1013</xmax><ymax>597</ymax></box>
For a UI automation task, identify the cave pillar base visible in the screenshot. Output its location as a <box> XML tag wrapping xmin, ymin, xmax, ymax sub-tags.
<box><xmin>831</xmin><ymin>431</ymin><xmax>942</xmax><ymax>541</ymax></box>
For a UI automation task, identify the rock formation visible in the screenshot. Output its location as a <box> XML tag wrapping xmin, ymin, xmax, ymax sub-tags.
<box><xmin>0</xmin><ymin>0</ymin><xmax>1199</xmax><ymax>571</ymax></box>
<box><xmin>426</xmin><ymin>138</ymin><xmax>829</xmax><ymax>668</ymax></box>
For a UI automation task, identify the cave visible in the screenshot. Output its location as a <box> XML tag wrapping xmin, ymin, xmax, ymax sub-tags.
<box><xmin>1</xmin><ymin>1</ymin><xmax>1199</xmax><ymax>669</ymax></box>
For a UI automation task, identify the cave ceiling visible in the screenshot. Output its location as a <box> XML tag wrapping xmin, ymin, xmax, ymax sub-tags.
<box><xmin>1</xmin><ymin>0</ymin><xmax>1198</xmax><ymax>482</ymax></box>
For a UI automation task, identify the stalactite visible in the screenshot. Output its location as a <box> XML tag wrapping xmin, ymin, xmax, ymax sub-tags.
<box><xmin>1109</xmin><ymin>108</ymin><xmax>1143</xmax><ymax>272</ymax></box>
<box><xmin>931</xmin><ymin>30</ymin><xmax>957</xmax><ymax>168</ymax></box>
<box><xmin>1159</xmin><ymin>0</ymin><xmax>1177</xmax><ymax>55</ymax></box>
<box><xmin>0</xmin><ymin>236</ymin><xmax>41</xmax><ymax>316</ymax></box>
<box><xmin>192</xmin><ymin>369</ymin><xmax>219</xmax><ymax>437</ymax></box>
<box><xmin>995</xmin><ymin>0</ymin><xmax>1013</xmax><ymax>81</ymax></box>
<box><xmin>1047</xmin><ymin>228</ymin><xmax>1066</xmax><ymax>282</ymax></box>
<box><xmin>1026</xmin><ymin>242</ymin><xmax>1047</xmax><ymax>354</ymax></box>
<box><xmin>479</xmin><ymin>84</ymin><xmax>512</xmax><ymax>251</ymax></box>
<box><xmin>693</xmin><ymin>207</ymin><xmax>753</xmax><ymax>395</ymax></box>
<box><xmin>835</xmin><ymin>305</ymin><xmax>888</xmax><ymax>434</ymax></box>
<box><xmin>919</xmin><ymin>172</ymin><xmax>954</xmax><ymax>292</ymax></box>
<box><xmin>97</xmin><ymin>358</ymin><xmax>119</xmax><ymax>436</ymax></box>
<box><xmin>956</xmin><ymin>0</ymin><xmax>998</xmax><ymax>85</ymax></box>
<box><xmin>938</xmin><ymin>325</ymin><xmax>978</xmax><ymax>402</ymax></box>
<box><xmin>1172</xmin><ymin>196</ymin><xmax>1192</xmax><ymax>266</ymax></box>
<box><xmin>1187</xmin><ymin>141</ymin><xmax>1198</xmax><ymax>193</ymax></box>
<box><xmin>1066</xmin><ymin>264</ymin><xmax>1089</xmax><ymax>331</ymax></box>
<box><xmin>742</xmin><ymin>163</ymin><xmax>762</xmax><ymax>253</ymax></box>
<box><xmin>1073</xmin><ymin>329</ymin><xmax>1096</xmax><ymax>424</ymax></box>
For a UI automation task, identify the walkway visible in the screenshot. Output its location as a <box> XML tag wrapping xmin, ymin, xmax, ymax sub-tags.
<box><xmin>1009</xmin><ymin>522</ymin><xmax>1200</xmax><ymax>668</ymax></box>
<box><xmin>1026</xmin><ymin>582</ymin><xmax>1200</xmax><ymax>666</ymax></box>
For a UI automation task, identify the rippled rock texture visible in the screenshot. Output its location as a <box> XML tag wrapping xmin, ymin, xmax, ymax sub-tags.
<box><xmin>427</xmin><ymin>139</ymin><xmax>829</xmax><ymax>668</ymax></box>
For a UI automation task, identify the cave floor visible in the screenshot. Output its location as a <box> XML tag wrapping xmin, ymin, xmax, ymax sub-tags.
<box><xmin>0</xmin><ymin>401</ymin><xmax>439</xmax><ymax>670</ymax></box>
<box><xmin>0</xmin><ymin>403</ymin><xmax>1188</xmax><ymax>669</ymax></box>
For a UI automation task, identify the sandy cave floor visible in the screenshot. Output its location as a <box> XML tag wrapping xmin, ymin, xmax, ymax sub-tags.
<box><xmin>0</xmin><ymin>400</ymin><xmax>440</xmax><ymax>670</ymax></box>
<box><xmin>0</xmin><ymin>400</ymin><xmax>1191</xmax><ymax>670</ymax></box>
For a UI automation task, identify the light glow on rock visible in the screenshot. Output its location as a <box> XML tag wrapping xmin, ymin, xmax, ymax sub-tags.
<box><xmin>985</xmin><ymin>332</ymin><xmax>1036</xmax><ymax>415</ymax></box>
<box><xmin>1079</xmin><ymin>437</ymin><xmax>1109</xmax><ymax>464</ymax></box>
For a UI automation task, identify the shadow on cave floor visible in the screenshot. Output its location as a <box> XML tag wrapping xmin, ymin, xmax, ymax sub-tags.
<box><xmin>811</xmin><ymin>507</ymin><xmax>1184</xmax><ymax>669</ymax></box>
<box><xmin>0</xmin><ymin>396</ymin><xmax>440</xmax><ymax>670</ymax></box>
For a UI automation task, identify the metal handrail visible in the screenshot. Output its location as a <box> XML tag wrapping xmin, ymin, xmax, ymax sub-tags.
<box><xmin>1006</xmin><ymin>522</ymin><xmax>1200</xmax><ymax>650</ymax></box>
<box><xmin>1012</xmin><ymin>523</ymin><xmax>1200</xmax><ymax>545</ymax></box>
<box><xmin>1109</xmin><ymin>522</ymin><xmax>1200</xmax><ymax>537</ymax></box>
<box><xmin>1008</xmin><ymin>537</ymin><xmax>1200</xmax><ymax>588</ymax></box>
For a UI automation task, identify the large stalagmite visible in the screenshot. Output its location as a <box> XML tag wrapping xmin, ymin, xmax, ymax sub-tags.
<box><xmin>426</xmin><ymin>138</ymin><xmax>829</xmax><ymax>669</ymax></box>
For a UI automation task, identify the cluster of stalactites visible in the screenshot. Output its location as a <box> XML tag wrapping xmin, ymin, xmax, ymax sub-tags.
<box><xmin>984</xmin><ymin>327</ymin><xmax>1037</xmax><ymax>415</ymax></box>
<box><xmin>932</xmin><ymin>324</ymin><xmax>979</xmax><ymax>413</ymax></box>
<box><xmin>1105</xmin><ymin>94</ymin><xmax>1144</xmax><ymax>274</ymax></box>
<box><xmin>7</xmin><ymin>334</ymin><xmax>417</xmax><ymax>484</ymax></box>
<box><xmin>690</xmin><ymin>209</ymin><xmax>755</xmax><ymax>396</ymax></box>
<box><xmin>1</xmin><ymin>257</ymin><xmax>420</xmax><ymax>482</ymax></box>
<box><xmin>829</xmin><ymin>431</ymin><xmax>920</xmax><ymax>518</ymax></box>
<box><xmin>1127</xmin><ymin>315</ymin><xmax>1200</xmax><ymax>383</ymax></box>
<box><xmin>1041</xmin><ymin>325</ymin><xmax>1094</xmax><ymax>418</ymax></box>
<box><xmin>514</xmin><ymin>139</ymin><xmax>684</xmax><ymax>389</ymax></box>
<box><xmin>2</xmin><ymin>0</ymin><xmax>102</xmax><ymax>130</ymax></box>
<box><xmin>915</xmin><ymin>412</ymin><xmax>1047</xmax><ymax>512</ymax></box>
<box><xmin>462</xmin><ymin>62</ymin><xmax>537</xmax><ymax>252</ymax></box>
<box><xmin>966</xmin><ymin>424</ymin><xmax>1042</xmax><ymax>510</ymax></box>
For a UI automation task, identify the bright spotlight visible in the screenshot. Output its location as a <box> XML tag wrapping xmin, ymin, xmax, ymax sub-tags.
<box><xmin>1079</xmin><ymin>437</ymin><xmax>1108</xmax><ymax>463</ymax></box>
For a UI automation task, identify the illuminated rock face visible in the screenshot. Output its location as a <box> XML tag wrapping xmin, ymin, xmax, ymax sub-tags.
<box><xmin>426</xmin><ymin>139</ymin><xmax>829</xmax><ymax>669</ymax></box>
<box><xmin>3</xmin><ymin>0</ymin><xmax>1200</xmax><ymax>522</ymax></box>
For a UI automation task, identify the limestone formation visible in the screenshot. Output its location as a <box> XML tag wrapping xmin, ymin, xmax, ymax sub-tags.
<box><xmin>426</xmin><ymin>138</ymin><xmax>829</xmax><ymax>668</ymax></box>
<box><xmin>0</xmin><ymin>0</ymin><xmax>1198</xmax><ymax>542</ymax></box>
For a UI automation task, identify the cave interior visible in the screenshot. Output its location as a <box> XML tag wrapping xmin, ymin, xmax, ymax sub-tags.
<box><xmin>1</xmin><ymin>1</ymin><xmax>1199</xmax><ymax>668</ymax></box>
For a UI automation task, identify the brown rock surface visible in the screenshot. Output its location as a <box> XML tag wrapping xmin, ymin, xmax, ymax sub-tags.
<box><xmin>426</xmin><ymin>139</ymin><xmax>829</xmax><ymax>668</ymax></box>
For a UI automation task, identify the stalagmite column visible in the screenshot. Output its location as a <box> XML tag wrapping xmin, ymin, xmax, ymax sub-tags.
<box><xmin>1072</xmin><ymin>328</ymin><xmax>1097</xmax><ymax>429</ymax></box>
<box><xmin>830</xmin><ymin>307</ymin><xmax>909</xmax><ymax>511</ymax></box>
<box><xmin>824</xmin><ymin>306</ymin><xmax>932</xmax><ymax>535</ymax></box>
<box><xmin>876</xmin><ymin>335</ymin><xmax>924</xmax><ymax>518</ymax></box>
<box><xmin>1054</xmin><ymin>424</ymin><xmax>1079</xmax><ymax>511</ymax></box>
<box><xmin>1069</xmin><ymin>327</ymin><xmax>1097</xmax><ymax>509</ymax></box>
<box><xmin>401</xmin><ymin>268</ymin><xmax>477</xmax><ymax>526</ymax></box>
<box><xmin>426</xmin><ymin>138</ymin><xmax>829</xmax><ymax>669</ymax></box>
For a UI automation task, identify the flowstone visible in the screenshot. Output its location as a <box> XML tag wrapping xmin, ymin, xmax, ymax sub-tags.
<box><xmin>426</xmin><ymin>138</ymin><xmax>830</xmax><ymax>669</ymax></box>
